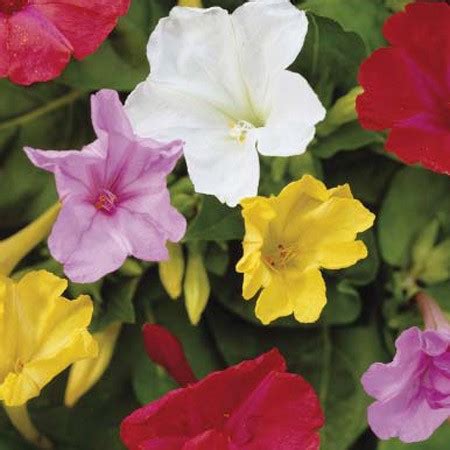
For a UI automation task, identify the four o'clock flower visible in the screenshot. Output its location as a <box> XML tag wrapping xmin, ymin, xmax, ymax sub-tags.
<box><xmin>0</xmin><ymin>0</ymin><xmax>130</xmax><ymax>85</ymax></box>
<box><xmin>356</xmin><ymin>2</ymin><xmax>450</xmax><ymax>174</ymax></box>
<box><xmin>25</xmin><ymin>89</ymin><xmax>186</xmax><ymax>283</ymax></box>
<box><xmin>125</xmin><ymin>0</ymin><xmax>325</xmax><ymax>207</ymax></box>
<box><xmin>236</xmin><ymin>175</ymin><xmax>375</xmax><ymax>325</ymax></box>
<box><xmin>362</xmin><ymin>293</ymin><xmax>450</xmax><ymax>443</ymax></box>
<box><xmin>121</xmin><ymin>324</ymin><xmax>324</xmax><ymax>450</ymax></box>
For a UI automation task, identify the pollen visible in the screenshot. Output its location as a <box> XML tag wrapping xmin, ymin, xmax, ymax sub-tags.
<box><xmin>95</xmin><ymin>189</ymin><xmax>118</xmax><ymax>213</ymax></box>
<box><xmin>229</xmin><ymin>120</ymin><xmax>255</xmax><ymax>144</ymax></box>
<box><xmin>264</xmin><ymin>243</ymin><xmax>299</xmax><ymax>271</ymax></box>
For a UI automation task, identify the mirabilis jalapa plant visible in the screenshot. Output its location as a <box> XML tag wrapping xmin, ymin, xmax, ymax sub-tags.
<box><xmin>0</xmin><ymin>0</ymin><xmax>449</xmax><ymax>449</ymax></box>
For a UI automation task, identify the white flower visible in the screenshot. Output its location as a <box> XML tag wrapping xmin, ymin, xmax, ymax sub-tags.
<box><xmin>125</xmin><ymin>0</ymin><xmax>325</xmax><ymax>207</ymax></box>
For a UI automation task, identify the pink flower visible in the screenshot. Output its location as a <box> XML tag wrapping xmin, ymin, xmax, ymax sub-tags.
<box><xmin>361</xmin><ymin>294</ymin><xmax>450</xmax><ymax>443</ymax></box>
<box><xmin>121</xmin><ymin>324</ymin><xmax>324</xmax><ymax>450</ymax></box>
<box><xmin>0</xmin><ymin>0</ymin><xmax>130</xmax><ymax>85</ymax></box>
<box><xmin>25</xmin><ymin>89</ymin><xmax>186</xmax><ymax>283</ymax></box>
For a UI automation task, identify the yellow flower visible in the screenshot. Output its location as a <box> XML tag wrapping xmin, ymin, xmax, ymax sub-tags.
<box><xmin>0</xmin><ymin>270</ymin><xmax>98</xmax><ymax>406</ymax></box>
<box><xmin>236</xmin><ymin>175</ymin><xmax>375</xmax><ymax>325</ymax></box>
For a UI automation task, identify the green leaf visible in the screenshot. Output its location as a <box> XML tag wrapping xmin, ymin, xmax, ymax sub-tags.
<box><xmin>90</xmin><ymin>275</ymin><xmax>141</xmax><ymax>332</ymax></box>
<box><xmin>301</xmin><ymin>0</ymin><xmax>389</xmax><ymax>53</ymax></box>
<box><xmin>295</xmin><ymin>14</ymin><xmax>366</xmax><ymax>105</ymax></box>
<box><xmin>207</xmin><ymin>304</ymin><xmax>387</xmax><ymax>450</ymax></box>
<box><xmin>0</xmin><ymin>81</ymin><xmax>89</xmax><ymax>228</ymax></box>
<box><xmin>378</xmin><ymin>423</ymin><xmax>450</xmax><ymax>450</ymax></box>
<box><xmin>312</xmin><ymin>122</ymin><xmax>384</xmax><ymax>159</ymax></box>
<box><xmin>185</xmin><ymin>195</ymin><xmax>244</xmax><ymax>241</ymax></box>
<box><xmin>378</xmin><ymin>167</ymin><xmax>450</xmax><ymax>267</ymax></box>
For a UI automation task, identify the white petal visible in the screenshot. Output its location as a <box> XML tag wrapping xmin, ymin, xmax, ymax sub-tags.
<box><xmin>147</xmin><ymin>6</ymin><xmax>249</xmax><ymax>119</ymax></box>
<box><xmin>232</xmin><ymin>0</ymin><xmax>308</xmax><ymax>114</ymax></box>
<box><xmin>256</xmin><ymin>71</ymin><xmax>326</xmax><ymax>156</ymax></box>
<box><xmin>183</xmin><ymin>129</ymin><xmax>260</xmax><ymax>207</ymax></box>
<box><xmin>125</xmin><ymin>79</ymin><xmax>230</xmax><ymax>141</ymax></box>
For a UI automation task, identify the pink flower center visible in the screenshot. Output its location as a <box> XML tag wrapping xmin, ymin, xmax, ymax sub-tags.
<box><xmin>95</xmin><ymin>189</ymin><xmax>118</xmax><ymax>214</ymax></box>
<box><xmin>0</xmin><ymin>0</ymin><xmax>28</xmax><ymax>14</ymax></box>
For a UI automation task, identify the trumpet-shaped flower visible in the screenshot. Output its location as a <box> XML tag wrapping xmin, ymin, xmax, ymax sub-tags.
<box><xmin>125</xmin><ymin>0</ymin><xmax>325</xmax><ymax>206</ymax></box>
<box><xmin>0</xmin><ymin>0</ymin><xmax>130</xmax><ymax>85</ymax></box>
<box><xmin>362</xmin><ymin>294</ymin><xmax>450</xmax><ymax>443</ymax></box>
<box><xmin>25</xmin><ymin>89</ymin><xmax>186</xmax><ymax>283</ymax></box>
<box><xmin>236</xmin><ymin>175</ymin><xmax>375</xmax><ymax>324</ymax></box>
<box><xmin>0</xmin><ymin>270</ymin><xmax>97</xmax><ymax>406</ymax></box>
<box><xmin>121</xmin><ymin>324</ymin><xmax>324</xmax><ymax>450</ymax></box>
<box><xmin>356</xmin><ymin>2</ymin><xmax>450</xmax><ymax>174</ymax></box>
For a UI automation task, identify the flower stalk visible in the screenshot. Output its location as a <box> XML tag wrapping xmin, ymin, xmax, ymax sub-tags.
<box><xmin>3</xmin><ymin>404</ymin><xmax>52</xmax><ymax>449</ymax></box>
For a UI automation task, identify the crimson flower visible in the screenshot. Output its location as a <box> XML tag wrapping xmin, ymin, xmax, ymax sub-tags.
<box><xmin>0</xmin><ymin>0</ymin><xmax>130</xmax><ymax>85</ymax></box>
<box><xmin>356</xmin><ymin>2</ymin><xmax>450</xmax><ymax>174</ymax></box>
<box><xmin>121</xmin><ymin>324</ymin><xmax>324</xmax><ymax>450</ymax></box>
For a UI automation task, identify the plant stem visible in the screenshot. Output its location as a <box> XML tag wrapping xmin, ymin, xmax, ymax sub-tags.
<box><xmin>3</xmin><ymin>404</ymin><xmax>53</xmax><ymax>449</ymax></box>
<box><xmin>0</xmin><ymin>90</ymin><xmax>83</xmax><ymax>133</ymax></box>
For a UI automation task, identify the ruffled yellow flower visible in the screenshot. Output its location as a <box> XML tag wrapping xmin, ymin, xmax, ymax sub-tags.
<box><xmin>0</xmin><ymin>270</ymin><xmax>98</xmax><ymax>406</ymax></box>
<box><xmin>236</xmin><ymin>175</ymin><xmax>375</xmax><ymax>325</ymax></box>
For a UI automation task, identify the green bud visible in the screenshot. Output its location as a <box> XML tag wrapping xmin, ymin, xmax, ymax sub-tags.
<box><xmin>316</xmin><ymin>86</ymin><xmax>363</xmax><ymax>137</ymax></box>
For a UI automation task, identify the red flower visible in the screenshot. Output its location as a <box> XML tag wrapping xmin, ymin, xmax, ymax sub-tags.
<box><xmin>356</xmin><ymin>2</ymin><xmax>450</xmax><ymax>174</ymax></box>
<box><xmin>0</xmin><ymin>0</ymin><xmax>130</xmax><ymax>85</ymax></box>
<box><xmin>121</xmin><ymin>324</ymin><xmax>324</xmax><ymax>450</ymax></box>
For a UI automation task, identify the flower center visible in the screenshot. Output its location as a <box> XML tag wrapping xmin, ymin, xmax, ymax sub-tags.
<box><xmin>0</xmin><ymin>0</ymin><xmax>28</xmax><ymax>14</ymax></box>
<box><xmin>14</xmin><ymin>359</ymin><xmax>24</xmax><ymax>374</ymax></box>
<box><xmin>229</xmin><ymin>120</ymin><xmax>255</xmax><ymax>144</ymax></box>
<box><xmin>264</xmin><ymin>243</ymin><xmax>299</xmax><ymax>271</ymax></box>
<box><xmin>95</xmin><ymin>189</ymin><xmax>118</xmax><ymax>214</ymax></box>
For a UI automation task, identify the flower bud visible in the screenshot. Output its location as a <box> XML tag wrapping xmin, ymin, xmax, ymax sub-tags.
<box><xmin>64</xmin><ymin>322</ymin><xmax>122</xmax><ymax>407</ymax></box>
<box><xmin>183</xmin><ymin>244</ymin><xmax>210</xmax><ymax>325</ymax></box>
<box><xmin>159</xmin><ymin>243</ymin><xmax>185</xmax><ymax>300</ymax></box>
<box><xmin>317</xmin><ymin>86</ymin><xmax>363</xmax><ymax>137</ymax></box>
<box><xmin>0</xmin><ymin>203</ymin><xmax>60</xmax><ymax>276</ymax></box>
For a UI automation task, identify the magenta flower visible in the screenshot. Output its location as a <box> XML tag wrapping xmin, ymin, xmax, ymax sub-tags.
<box><xmin>25</xmin><ymin>89</ymin><xmax>186</xmax><ymax>283</ymax></box>
<box><xmin>362</xmin><ymin>295</ymin><xmax>450</xmax><ymax>443</ymax></box>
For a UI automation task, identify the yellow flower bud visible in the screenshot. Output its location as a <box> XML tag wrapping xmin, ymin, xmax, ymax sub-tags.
<box><xmin>65</xmin><ymin>322</ymin><xmax>122</xmax><ymax>407</ymax></box>
<box><xmin>183</xmin><ymin>245</ymin><xmax>210</xmax><ymax>325</ymax></box>
<box><xmin>0</xmin><ymin>203</ymin><xmax>60</xmax><ymax>276</ymax></box>
<box><xmin>159</xmin><ymin>243</ymin><xmax>185</xmax><ymax>300</ymax></box>
<box><xmin>178</xmin><ymin>0</ymin><xmax>203</xmax><ymax>7</ymax></box>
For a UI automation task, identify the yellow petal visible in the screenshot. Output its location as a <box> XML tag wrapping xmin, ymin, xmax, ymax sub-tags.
<box><xmin>318</xmin><ymin>240</ymin><xmax>368</xmax><ymax>270</ymax></box>
<box><xmin>0</xmin><ymin>203</ymin><xmax>60</xmax><ymax>276</ymax></box>
<box><xmin>291</xmin><ymin>269</ymin><xmax>327</xmax><ymax>324</ymax></box>
<box><xmin>328</xmin><ymin>183</ymin><xmax>353</xmax><ymax>199</ymax></box>
<box><xmin>255</xmin><ymin>275</ymin><xmax>294</xmax><ymax>325</ymax></box>
<box><xmin>0</xmin><ymin>270</ymin><xmax>97</xmax><ymax>406</ymax></box>
<box><xmin>159</xmin><ymin>243</ymin><xmax>185</xmax><ymax>300</ymax></box>
<box><xmin>273</xmin><ymin>175</ymin><xmax>329</xmax><ymax>242</ymax></box>
<box><xmin>64</xmin><ymin>322</ymin><xmax>121</xmax><ymax>407</ymax></box>
<box><xmin>241</xmin><ymin>260</ymin><xmax>271</xmax><ymax>300</ymax></box>
<box><xmin>184</xmin><ymin>247</ymin><xmax>210</xmax><ymax>325</ymax></box>
<box><xmin>297</xmin><ymin>197</ymin><xmax>375</xmax><ymax>251</ymax></box>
